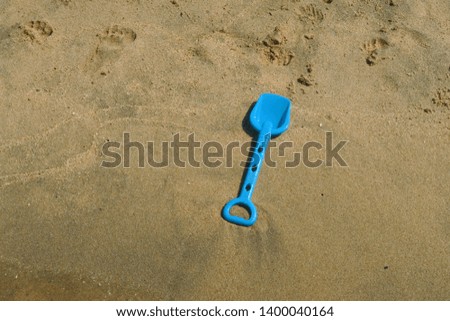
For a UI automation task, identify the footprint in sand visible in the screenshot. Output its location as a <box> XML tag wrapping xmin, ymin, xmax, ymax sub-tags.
<box><xmin>296</xmin><ymin>64</ymin><xmax>315</xmax><ymax>94</ymax></box>
<box><xmin>432</xmin><ymin>88</ymin><xmax>450</xmax><ymax>109</ymax></box>
<box><xmin>362</xmin><ymin>38</ymin><xmax>389</xmax><ymax>66</ymax></box>
<box><xmin>52</xmin><ymin>0</ymin><xmax>72</xmax><ymax>6</ymax></box>
<box><xmin>262</xmin><ymin>27</ymin><xmax>294</xmax><ymax>66</ymax></box>
<box><xmin>20</xmin><ymin>20</ymin><xmax>53</xmax><ymax>44</ymax></box>
<box><xmin>0</xmin><ymin>117</ymin><xmax>96</xmax><ymax>178</ymax></box>
<box><xmin>298</xmin><ymin>4</ymin><xmax>324</xmax><ymax>23</ymax></box>
<box><xmin>86</xmin><ymin>25</ymin><xmax>137</xmax><ymax>72</ymax></box>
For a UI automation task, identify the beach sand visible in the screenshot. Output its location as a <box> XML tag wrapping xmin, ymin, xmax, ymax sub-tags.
<box><xmin>0</xmin><ymin>0</ymin><xmax>449</xmax><ymax>300</ymax></box>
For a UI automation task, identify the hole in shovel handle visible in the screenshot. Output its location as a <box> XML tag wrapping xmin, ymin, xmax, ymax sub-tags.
<box><xmin>222</xmin><ymin>197</ymin><xmax>257</xmax><ymax>227</ymax></box>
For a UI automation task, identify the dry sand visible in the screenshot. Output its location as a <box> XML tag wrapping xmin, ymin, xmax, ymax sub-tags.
<box><xmin>0</xmin><ymin>0</ymin><xmax>449</xmax><ymax>300</ymax></box>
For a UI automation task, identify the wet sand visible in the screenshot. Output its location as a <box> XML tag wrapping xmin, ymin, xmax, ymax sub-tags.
<box><xmin>0</xmin><ymin>0</ymin><xmax>449</xmax><ymax>300</ymax></box>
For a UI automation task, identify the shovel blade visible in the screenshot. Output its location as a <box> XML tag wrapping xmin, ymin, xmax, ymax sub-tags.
<box><xmin>249</xmin><ymin>93</ymin><xmax>291</xmax><ymax>137</ymax></box>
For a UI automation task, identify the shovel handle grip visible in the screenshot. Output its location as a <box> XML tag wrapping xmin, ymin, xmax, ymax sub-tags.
<box><xmin>222</xmin><ymin>197</ymin><xmax>257</xmax><ymax>227</ymax></box>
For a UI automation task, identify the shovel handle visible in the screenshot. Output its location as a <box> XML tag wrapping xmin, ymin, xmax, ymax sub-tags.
<box><xmin>222</xmin><ymin>197</ymin><xmax>257</xmax><ymax>227</ymax></box>
<box><xmin>222</xmin><ymin>122</ymin><xmax>272</xmax><ymax>226</ymax></box>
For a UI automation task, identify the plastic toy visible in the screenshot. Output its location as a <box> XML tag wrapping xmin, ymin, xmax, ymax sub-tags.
<box><xmin>222</xmin><ymin>93</ymin><xmax>291</xmax><ymax>226</ymax></box>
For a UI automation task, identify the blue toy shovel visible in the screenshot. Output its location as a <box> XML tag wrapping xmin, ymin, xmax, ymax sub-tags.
<box><xmin>222</xmin><ymin>93</ymin><xmax>291</xmax><ymax>227</ymax></box>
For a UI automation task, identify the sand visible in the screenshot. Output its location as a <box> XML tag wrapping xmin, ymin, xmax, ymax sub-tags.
<box><xmin>0</xmin><ymin>0</ymin><xmax>449</xmax><ymax>300</ymax></box>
